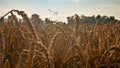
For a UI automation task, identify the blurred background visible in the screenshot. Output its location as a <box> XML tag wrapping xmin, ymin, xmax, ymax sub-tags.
<box><xmin>0</xmin><ymin>0</ymin><xmax>120</xmax><ymax>22</ymax></box>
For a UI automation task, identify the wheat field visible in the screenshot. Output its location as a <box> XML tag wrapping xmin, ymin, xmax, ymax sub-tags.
<box><xmin>0</xmin><ymin>10</ymin><xmax>120</xmax><ymax>68</ymax></box>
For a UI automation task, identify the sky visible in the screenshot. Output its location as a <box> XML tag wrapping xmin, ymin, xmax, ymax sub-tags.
<box><xmin>0</xmin><ymin>0</ymin><xmax>120</xmax><ymax>22</ymax></box>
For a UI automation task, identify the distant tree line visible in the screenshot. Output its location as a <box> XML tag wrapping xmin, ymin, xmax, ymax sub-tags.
<box><xmin>30</xmin><ymin>14</ymin><xmax>116</xmax><ymax>25</ymax></box>
<box><xmin>0</xmin><ymin>13</ymin><xmax>117</xmax><ymax>25</ymax></box>
<box><xmin>67</xmin><ymin>14</ymin><xmax>116</xmax><ymax>24</ymax></box>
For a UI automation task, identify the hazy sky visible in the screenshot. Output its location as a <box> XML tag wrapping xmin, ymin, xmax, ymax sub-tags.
<box><xmin>0</xmin><ymin>0</ymin><xmax>120</xmax><ymax>22</ymax></box>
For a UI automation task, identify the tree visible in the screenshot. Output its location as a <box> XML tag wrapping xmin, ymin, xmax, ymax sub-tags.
<box><xmin>81</xmin><ymin>15</ymin><xmax>86</xmax><ymax>19</ymax></box>
<box><xmin>96</xmin><ymin>15</ymin><xmax>101</xmax><ymax>19</ymax></box>
<box><xmin>31</xmin><ymin>14</ymin><xmax>43</xmax><ymax>25</ymax></box>
<box><xmin>110</xmin><ymin>16</ymin><xmax>115</xmax><ymax>21</ymax></box>
<box><xmin>45</xmin><ymin>18</ymin><xmax>53</xmax><ymax>24</ymax></box>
